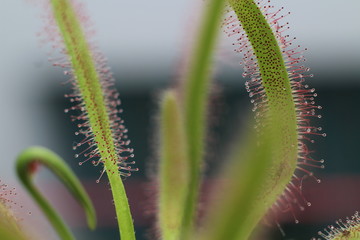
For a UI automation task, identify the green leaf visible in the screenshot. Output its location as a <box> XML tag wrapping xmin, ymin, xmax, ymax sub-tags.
<box><xmin>199</xmin><ymin>0</ymin><xmax>303</xmax><ymax>238</ymax></box>
<box><xmin>218</xmin><ymin>0</ymin><xmax>299</xmax><ymax>237</ymax></box>
<box><xmin>16</xmin><ymin>146</ymin><xmax>96</xmax><ymax>240</ymax></box>
<box><xmin>158</xmin><ymin>90</ymin><xmax>189</xmax><ymax>240</ymax></box>
<box><xmin>47</xmin><ymin>0</ymin><xmax>136</xmax><ymax>239</ymax></box>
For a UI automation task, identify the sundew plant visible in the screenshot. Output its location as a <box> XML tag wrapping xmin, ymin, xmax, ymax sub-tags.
<box><xmin>1</xmin><ymin>0</ymin><xmax>360</xmax><ymax>240</ymax></box>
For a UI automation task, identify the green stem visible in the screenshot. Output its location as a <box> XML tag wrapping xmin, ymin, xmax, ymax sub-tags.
<box><xmin>181</xmin><ymin>0</ymin><xmax>225</xmax><ymax>237</ymax></box>
<box><xmin>107</xmin><ymin>173</ymin><xmax>134</xmax><ymax>240</ymax></box>
<box><xmin>16</xmin><ymin>146</ymin><xmax>96</xmax><ymax>240</ymax></box>
<box><xmin>48</xmin><ymin>1</ymin><xmax>135</xmax><ymax>239</ymax></box>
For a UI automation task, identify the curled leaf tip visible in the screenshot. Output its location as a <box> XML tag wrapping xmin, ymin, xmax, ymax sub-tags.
<box><xmin>16</xmin><ymin>146</ymin><xmax>96</xmax><ymax>239</ymax></box>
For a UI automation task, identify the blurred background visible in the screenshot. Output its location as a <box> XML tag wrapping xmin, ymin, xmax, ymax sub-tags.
<box><xmin>1</xmin><ymin>0</ymin><xmax>360</xmax><ymax>239</ymax></box>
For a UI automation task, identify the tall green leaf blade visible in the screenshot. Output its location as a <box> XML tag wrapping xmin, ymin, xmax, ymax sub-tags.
<box><xmin>48</xmin><ymin>1</ymin><xmax>136</xmax><ymax>239</ymax></box>
<box><xmin>181</xmin><ymin>0</ymin><xmax>226</xmax><ymax>237</ymax></box>
<box><xmin>158</xmin><ymin>90</ymin><xmax>189</xmax><ymax>240</ymax></box>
